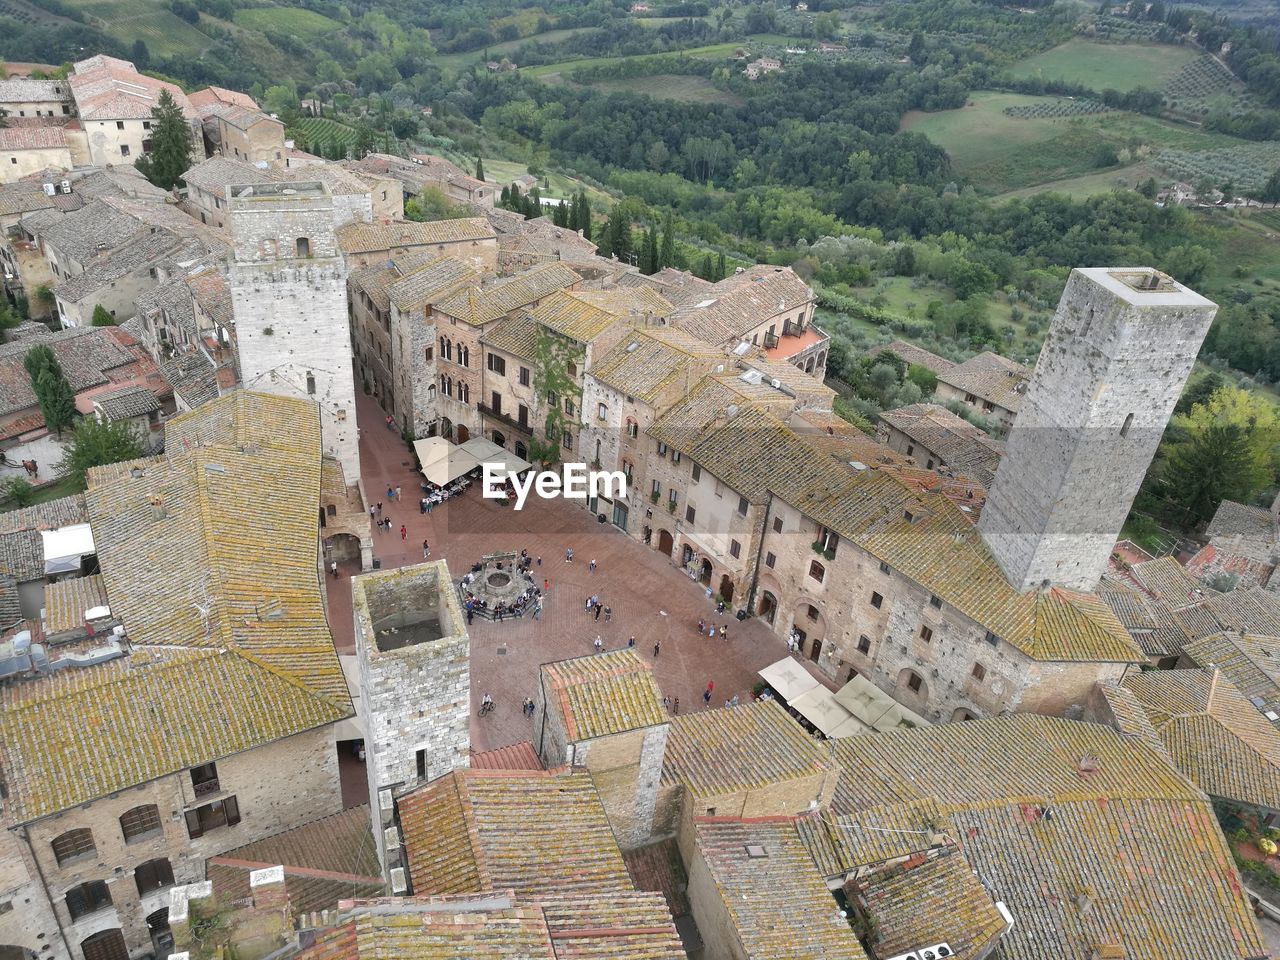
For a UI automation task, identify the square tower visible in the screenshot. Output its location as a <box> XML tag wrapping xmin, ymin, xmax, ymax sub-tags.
<box><xmin>228</xmin><ymin>181</ymin><xmax>361</xmax><ymax>486</ymax></box>
<box><xmin>978</xmin><ymin>268</ymin><xmax>1216</xmax><ymax>592</ymax></box>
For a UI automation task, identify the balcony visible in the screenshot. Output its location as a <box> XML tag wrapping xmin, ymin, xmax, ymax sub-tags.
<box><xmin>192</xmin><ymin>777</ymin><xmax>220</xmax><ymax>798</ymax></box>
<box><xmin>763</xmin><ymin>331</ymin><xmax>780</xmax><ymax>350</ymax></box>
<box><xmin>764</xmin><ymin>321</ymin><xmax>830</xmax><ymax>364</ymax></box>
<box><xmin>478</xmin><ymin>401</ymin><xmax>532</xmax><ymax>434</ymax></box>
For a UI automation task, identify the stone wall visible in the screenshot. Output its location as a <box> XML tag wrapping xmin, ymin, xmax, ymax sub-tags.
<box><xmin>572</xmin><ymin>725</ymin><xmax>668</xmax><ymax>851</ymax></box>
<box><xmin>979</xmin><ymin>268</ymin><xmax>1217</xmax><ymax>592</ymax></box>
<box><xmin>20</xmin><ymin>724</ymin><xmax>340</xmax><ymax>960</ymax></box>
<box><xmin>0</xmin><ymin>827</ymin><xmax>67</xmax><ymax>960</ymax></box>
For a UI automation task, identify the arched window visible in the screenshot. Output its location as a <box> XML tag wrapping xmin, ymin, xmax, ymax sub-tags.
<box><xmin>66</xmin><ymin>881</ymin><xmax>111</xmax><ymax>920</ymax></box>
<box><xmin>952</xmin><ymin>708</ymin><xmax>977</xmax><ymax>722</ymax></box>
<box><xmin>626</xmin><ymin>418</ymin><xmax>638</xmax><ymax>438</ymax></box>
<box><xmin>458</xmin><ymin>345</ymin><xmax>469</xmax><ymax>367</ymax></box>
<box><xmin>808</xmin><ymin>560</ymin><xmax>825</xmax><ymax>583</ymax></box>
<box><xmin>134</xmin><ymin>858</ymin><xmax>175</xmax><ymax>897</ymax></box>
<box><xmin>51</xmin><ymin>827</ymin><xmax>95</xmax><ymax>866</ymax></box>
<box><xmin>119</xmin><ymin>804</ymin><xmax>162</xmax><ymax>843</ymax></box>
<box><xmin>899</xmin><ymin>669</ymin><xmax>925</xmax><ymax>696</ymax></box>
<box><xmin>80</xmin><ymin>929</ymin><xmax>128</xmax><ymax>960</ymax></box>
<box><xmin>295</xmin><ymin>237</ymin><xmax>310</xmax><ymax>258</ymax></box>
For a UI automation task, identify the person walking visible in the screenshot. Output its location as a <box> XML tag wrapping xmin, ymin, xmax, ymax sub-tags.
<box><xmin>706</xmin><ymin>680</ymin><xmax>714</xmax><ymax>695</ymax></box>
<box><xmin>603</xmin><ymin>605</ymin><xmax>612</xmax><ymax>623</ymax></box>
<box><xmin>534</xmin><ymin>597</ymin><xmax>542</xmax><ymax>621</ymax></box>
<box><xmin>703</xmin><ymin>688</ymin><xmax>711</xmax><ymax>706</ymax></box>
<box><xmin>565</xmin><ymin>548</ymin><xmax>573</xmax><ymax>562</ymax></box>
<box><xmin>594</xmin><ymin>635</ymin><xmax>603</xmax><ymax>653</ymax></box>
<box><xmin>422</xmin><ymin>539</ymin><xmax>430</xmax><ymax>559</ymax></box>
<box><xmin>376</xmin><ymin>502</ymin><xmax>383</xmax><ymax>516</ymax></box>
<box><xmin>697</xmin><ymin>619</ymin><xmax>705</xmax><ymax>635</ymax></box>
<box><xmin>594</xmin><ymin>603</ymin><xmax>602</xmax><ymax>622</ymax></box>
<box><xmin>708</xmin><ymin>624</ymin><xmax>716</xmax><ymax>639</ymax></box>
<box><xmin>721</xmin><ymin>623</ymin><xmax>729</xmax><ymax>641</ymax></box>
<box><xmin>387</xmin><ymin>486</ymin><xmax>394</xmax><ymax>502</ymax></box>
<box><xmin>653</xmin><ymin>640</ymin><xmax>660</xmax><ymax>658</ymax></box>
<box><xmin>330</xmin><ymin>560</ymin><xmax>338</xmax><ymax>579</ymax></box>
<box><xmin>395</xmin><ymin>485</ymin><xmax>402</xmax><ymax>502</ymax></box>
<box><xmin>627</xmin><ymin>635</ymin><xmax>635</xmax><ymax>647</ymax></box>
<box><xmin>543</xmin><ymin>578</ymin><xmax>550</xmax><ymax>594</ymax></box>
<box><xmin>536</xmin><ymin>556</ymin><xmax>542</xmax><ymax>566</ymax></box>
<box><xmin>589</xmin><ymin>558</ymin><xmax>597</xmax><ymax>573</ymax></box>
<box><xmin>400</xmin><ymin>524</ymin><xmax>407</xmax><ymax>541</ymax></box>
<box><xmin>369</xmin><ymin>505</ymin><xmax>376</xmax><ymax>522</ymax></box>
<box><xmin>672</xmin><ymin>697</ymin><xmax>679</xmax><ymax>715</ymax></box>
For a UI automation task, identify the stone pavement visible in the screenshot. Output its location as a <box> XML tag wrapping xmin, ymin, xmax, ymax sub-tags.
<box><xmin>332</xmin><ymin>388</ymin><xmax>796</xmax><ymax>754</ymax></box>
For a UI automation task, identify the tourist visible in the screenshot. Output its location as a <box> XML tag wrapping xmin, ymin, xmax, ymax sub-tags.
<box><xmin>604</xmin><ymin>606</ymin><xmax>612</xmax><ymax>622</ymax></box>
<box><xmin>721</xmin><ymin>623</ymin><xmax>729</xmax><ymax>641</ymax></box>
<box><xmin>330</xmin><ymin>560</ymin><xmax>338</xmax><ymax>578</ymax></box>
<box><xmin>369</xmin><ymin>505</ymin><xmax>375</xmax><ymax>521</ymax></box>
<box><xmin>543</xmin><ymin>578</ymin><xmax>549</xmax><ymax>593</ymax></box>
<box><xmin>706</xmin><ymin>680</ymin><xmax>714</xmax><ymax>695</ymax></box>
<box><xmin>594</xmin><ymin>635</ymin><xmax>603</xmax><ymax>653</ymax></box>
<box><xmin>420</xmin><ymin>498</ymin><xmax>428</xmax><ymax>514</ymax></box>
<box><xmin>585</xmin><ymin>596</ymin><xmax>593</xmax><ymax>611</ymax></box>
<box><xmin>594</xmin><ymin>603</ymin><xmax>602</xmax><ymax>622</ymax></box>
<box><xmin>385</xmin><ymin>414</ymin><xmax>394</xmax><ymax>432</ymax></box>
<box><xmin>534</xmin><ymin>597</ymin><xmax>542</xmax><ymax>620</ymax></box>
<box><xmin>708</xmin><ymin>624</ymin><xmax>716</xmax><ymax>639</ymax></box>
<box><xmin>703</xmin><ymin>689</ymin><xmax>711</xmax><ymax>705</ymax></box>
<box><xmin>536</xmin><ymin>556</ymin><xmax>542</xmax><ymax>566</ymax></box>
<box><xmin>730</xmin><ymin>694</ymin><xmax>739</xmax><ymax>707</ymax></box>
<box><xmin>589</xmin><ymin>558</ymin><xmax>597</xmax><ymax>573</ymax></box>
<box><xmin>590</xmin><ymin>594</ymin><xmax>599</xmax><ymax>609</ymax></box>
<box><xmin>653</xmin><ymin>640</ymin><xmax>660</xmax><ymax>658</ymax></box>
<box><xmin>376</xmin><ymin>502</ymin><xmax>382</xmax><ymax>515</ymax></box>
<box><xmin>627</xmin><ymin>635</ymin><xmax>635</xmax><ymax>647</ymax></box>
<box><xmin>422</xmin><ymin>539</ymin><xmax>430</xmax><ymax>559</ymax></box>
<box><xmin>565</xmin><ymin>548</ymin><xmax>573</xmax><ymax>562</ymax></box>
<box><xmin>395</xmin><ymin>485</ymin><xmax>402</xmax><ymax>501</ymax></box>
<box><xmin>387</xmin><ymin>486</ymin><xmax>394</xmax><ymax>502</ymax></box>
<box><xmin>672</xmin><ymin>697</ymin><xmax>679</xmax><ymax>715</ymax></box>
<box><xmin>697</xmin><ymin>619</ymin><xmax>705</xmax><ymax>635</ymax></box>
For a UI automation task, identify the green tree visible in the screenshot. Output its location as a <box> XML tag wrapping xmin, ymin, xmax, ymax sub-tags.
<box><xmin>659</xmin><ymin>210</ymin><xmax>675</xmax><ymax>269</ymax></box>
<box><xmin>90</xmin><ymin>304</ymin><xmax>114</xmax><ymax>326</ymax></box>
<box><xmin>34</xmin><ymin>367</ymin><xmax>75</xmax><ymax>438</ymax></box>
<box><xmin>1175</xmin><ymin>370</ymin><xmax>1226</xmax><ymax>415</ymax></box>
<box><xmin>57</xmin><ymin>416</ymin><xmax>144</xmax><ymax>489</ymax></box>
<box><xmin>1163</xmin><ymin>243</ymin><xmax>1213</xmax><ymax>287</ymax></box>
<box><xmin>405</xmin><ymin>187</ymin><xmax>466</xmax><ymax>221</ymax></box>
<box><xmin>573</xmin><ymin>191</ymin><xmax>591</xmax><ymax>241</ymax></box>
<box><xmin>716</xmin><ymin>251</ymin><xmax>726</xmax><ymax>282</ymax></box>
<box><xmin>134</xmin><ymin>90</ymin><xmax>192</xmax><ymax>190</ymax></box>
<box><xmin>474</xmin><ymin>156</ymin><xmax>485</xmax><ymax>181</ymax></box>
<box><xmin>1259</xmin><ymin>167</ymin><xmax>1280</xmax><ymax>205</ymax></box>
<box><xmin>131</xmin><ymin>39</ymin><xmax>150</xmax><ymax>67</ymax></box>
<box><xmin>640</xmin><ymin>225</ymin><xmax>658</xmax><ymax>275</ymax></box>
<box><xmin>1</xmin><ymin>476</ymin><xmax>34</xmax><ymax>507</ymax></box>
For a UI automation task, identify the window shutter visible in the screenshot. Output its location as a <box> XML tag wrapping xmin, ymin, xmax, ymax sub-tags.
<box><xmin>225</xmin><ymin>795</ymin><xmax>241</xmax><ymax>826</ymax></box>
<box><xmin>184</xmin><ymin>810</ymin><xmax>202</xmax><ymax>839</ymax></box>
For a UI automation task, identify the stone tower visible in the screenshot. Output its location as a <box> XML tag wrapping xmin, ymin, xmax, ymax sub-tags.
<box><xmin>978</xmin><ymin>267</ymin><xmax>1216</xmax><ymax>592</ymax></box>
<box><xmin>228</xmin><ymin>181</ymin><xmax>361</xmax><ymax>486</ymax></box>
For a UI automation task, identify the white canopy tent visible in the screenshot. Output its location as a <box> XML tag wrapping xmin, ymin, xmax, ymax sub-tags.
<box><xmin>758</xmin><ymin>656</ymin><xmax>820</xmax><ymax>702</ymax></box>
<box><xmin>832</xmin><ymin>674</ymin><xmax>927</xmax><ymax>733</ymax></box>
<box><xmin>458</xmin><ymin>437</ymin><xmax>532</xmax><ymax>477</ymax></box>
<box><xmin>788</xmin><ymin>685</ymin><xmax>857</xmax><ymax>737</ymax></box>
<box><xmin>42</xmin><ymin>523</ymin><xmax>95</xmax><ymax>575</ymax></box>
<box><xmin>414</xmin><ymin>437</ymin><xmax>534</xmax><ymax>487</ymax></box>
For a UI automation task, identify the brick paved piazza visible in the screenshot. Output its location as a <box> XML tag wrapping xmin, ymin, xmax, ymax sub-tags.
<box><xmin>329</xmin><ymin>390</ymin><xmax>803</xmax><ymax>754</ymax></box>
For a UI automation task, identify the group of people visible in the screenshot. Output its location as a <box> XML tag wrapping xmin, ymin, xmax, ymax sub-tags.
<box><xmin>419</xmin><ymin>477</ymin><xmax>470</xmax><ymax>513</ymax></box>
<box><xmin>696</xmin><ymin>618</ymin><xmax>731</xmax><ymax>641</ymax></box>
<box><xmin>461</xmin><ymin>585</ymin><xmax>542</xmax><ymax>623</ymax></box>
<box><xmin>585</xmin><ymin>595</ymin><xmax>612</xmax><ymax>622</ymax></box>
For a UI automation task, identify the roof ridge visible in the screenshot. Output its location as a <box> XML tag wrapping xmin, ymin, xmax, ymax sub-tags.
<box><xmin>230</xmin><ymin>646</ymin><xmax>352</xmax><ymax>718</ymax></box>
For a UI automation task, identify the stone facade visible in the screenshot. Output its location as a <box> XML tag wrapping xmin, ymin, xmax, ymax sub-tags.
<box><xmin>350</xmin><ymin>561</ymin><xmax>470</xmax><ymax>870</ymax></box>
<box><xmin>979</xmin><ymin>268</ymin><xmax>1217</xmax><ymax>592</ymax></box>
<box><xmin>215</xmin><ymin>112</ymin><xmax>285</xmax><ymax>165</ymax></box>
<box><xmin>228</xmin><ymin>181</ymin><xmax>360</xmax><ymax>485</ymax></box>
<box><xmin>9</xmin><ymin>725</ymin><xmax>339</xmax><ymax>960</ymax></box>
<box><xmin>0</xmin><ymin>827</ymin><xmax>67</xmax><ymax>960</ymax></box>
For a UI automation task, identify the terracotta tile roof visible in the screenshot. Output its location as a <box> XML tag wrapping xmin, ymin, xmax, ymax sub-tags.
<box><xmin>42</xmin><ymin>573</ymin><xmax>108</xmax><ymax>635</ymax></box>
<box><xmin>481</xmin><ymin>313</ymin><xmax>539</xmax><ymax>362</ymax></box>
<box><xmin>533</xmin><ymin>288</ymin><xmax>672</xmax><ymax>344</ymax></box>
<box><xmin>1096</xmin><ymin>575</ymin><xmax>1189</xmax><ymax>659</ymax></box>
<box><xmin>693</xmin><ymin>817</ymin><xmax>868</xmax><ymax>959</ymax></box>
<box><xmin>92</xmin><ymin>383</ymin><xmax>160</xmax><ymax>420</ymax></box>
<box><xmin>186</xmin><ymin>265</ymin><xmax>233</xmax><ymax>327</ymax></box>
<box><xmin>0</xmin><ymin>78</ymin><xmax>70</xmax><ymax>103</ymax></box>
<box><xmin>386</xmin><ymin>256</ymin><xmax>476</xmax><ymax>314</ymax></box>
<box><xmin>208</xmin><ymin>805</ymin><xmax>383</xmax><ymax>915</ymax></box>
<box><xmin>0</xmin><ymin>494</ymin><xmax>87</xmax><ymax>535</ymax></box>
<box><xmin>0</xmin><ymin>181</ymin><xmax>57</xmax><ymax>217</ymax></box>
<box><xmin>938</xmin><ymin>351</ymin><xmax>1030</xmax><ymax>411</ymax></box>
<box><xmin>661</xmin><ymin>699</ymin><xmax>830</xmax><ymax>796</ymax></box>
<box><xmin>399</xmin><ymin>770</ymin><xmax>632</xmax><ymax>899</ymax></box>
<box><xmin>1128</xmin><ymin>557</ymin><xmax>1204</xmax><ymax>609</ymax></box>
<box><xmin>182</xmin><ymin>155</ymin><xmax>278</xmax><ymax>200</ymax></box>
<box><xmin>348</xmin><ymin>265</ymin><xmax>394</xmax><ymax>312</ymax></box>
<box><xmin>0</xmin><ymin>126</ymin><xmax>67</xmax><ymax>151</ymax></box>
<box><xmin>160</xmin><ymin>352</ymin><xmax>222</xmax><ymax>408</ymax></box>
<box><xmin>539</xmin><ymin>892</ymin><xmax>685</xmax><ymax>959</ymax></box>
<box><xmin>878</xmin><ymin>402</ymin><xmax>1005</xmax><ymax>486</ymax></box>
<box><xmin>70</xmin><ymin>56</ymin><xmax>196</xmax><ymax>121</ymax></box>
<box><xmin>217</xmin><ymin>105</ymin><xmax>278</xmax><ymax>132</ymax></box>
<box><xmin>1121</xmin><ymin>668</ymin><xmax>1280</xmax><ymax>809</ymax></box>
<box><xmin>588</xmin><ymin>326</ymin><xmax>722</xmax><ymax>406</ymax></box>
<box><xmin>0</xmin><ymin>326</ymin><xmax>136</xmax><ymax>418</ymax></box>
<box><xmin>335</xmin><ymin>218</ymin><xmax>495</xmax><ymax>255</ymax></box>
<box><xmin>189</xmin><ymin>86</ymin><xmax>259</xmax><ymax>112</ymax></box>
<box><xmin>542</xmin><ymin>649</ymin><xmax>667</xmax><ymax>741</ymax></box>
<box><xmin>434</xmin><ymin>262</ymin><xmax>581</xmax><ymax>326</ymax></box>
<box><xmin>859</xmin><ymin>848</ymin><xmax>1007</xmax><ymax>960</ymax></box>
<box><xmin>1183</xmin><ymin>632</ymin><xmax>1280</xmax><ymax>721</ymax></box>
<box><xmin>669</xmin><ymin>266</ymin><xmax>813</xmax><ymax>345</ymax></box>
<box><xmin>797</xmin><ymin>799</ymin><xmax>952</xmax><ymax>876</ymax></box>
<box><xmin>828</xmin><ymin>714</ymin><xmax>1264</xmax><ymax>960</ymax></box>
<box><xmin>869</xmin><ymin>339</ymin><xmax>957</xmax><ymax>374</ymax></box>
<box><xmin>1097</xmin><ymin>682</ymin><xmax>1170</xmax><ymax>756</ymax></box>
<box><xmin>1206</xmin><ymin>499</ymin><xmax>1274</xmax><ymax>541</ymax></box>
<box><xmin>470</xmin><ymin>741</ymin><xmax>542</xmax><ymax>771</ymax></box>
<box><xmin>0</xmin><ymin>393</ymin><xmax>353</xmax><ymax>823</ymax></box>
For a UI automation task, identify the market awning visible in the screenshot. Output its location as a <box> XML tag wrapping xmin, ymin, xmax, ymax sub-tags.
<box><xmin>758</xmin><ymin>656</ymin><xmax>820</xmax><ymax>702</ymax></box>
<box><xmin>789</xmin><ymin>685</ymin><xmax>855</xmax><ymax>737</ymax></box>
<box><xmin>832</xmin><ymin>674</ymin><xmax>927</xmax><ymax>732</ymax></box>
<box><xmin>415</xmin><ymin>437</ymin><xmax>482</xmax><ymax>486</ymax></box>
<box><xmin>458</xmin><ymin>437</ymin><xmax>532</xmax><ymax>477</ymax></box>
<box><xmin>42</xmin><ymin>523</ymin><xmax>95</xmax><ymax>575</ymax></box>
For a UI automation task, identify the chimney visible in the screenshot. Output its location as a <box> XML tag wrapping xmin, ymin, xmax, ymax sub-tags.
<box><xmin>149</xmin><ymin>495</ymin><xmax>166</xmax><ymax>520</ymax></box>
<box><xmin>250</xmin><ymin>864</ymin><xmax>289</xmax><ymax>913</ymax></box>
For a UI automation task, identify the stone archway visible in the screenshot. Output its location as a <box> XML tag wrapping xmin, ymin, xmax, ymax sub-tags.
<box><xmin>718</xmin><ymin>574</ymin><xmax>734</xmax><ymax>604</ymax></box>
<box><xmin>699</xmin><ymin>558</ymin><xmax>712</xmax><ymax>586</ymax></box>
<box><xmin>456</xmin><ymin>424</ymin><xmax>470</xmax><ymax>444</ymax></box>
<box><xmin>896</xmin><ymin>667</ymin><xmax>929</xmax><ymax>707</ymax></box>
<box><xmin>657</xmin><ymin>529</ymin><xmax>673</xmax><ymax>557</ymax></box>
<box><xmin>439</xmin><ymin>417</ymin><xmax>453</xmax><ymax>440</ymax></box>
<box><xmin>492</xmin><ymin>430</ymin><xmax>506</xmax><ymax>448</ymax></box>
<box><xmin>0</xmin><ymin>946</ymin><xmax>37</xmax><ymax>960</ymax></box>
<box><xmin>758</xmin><ymin>590</ymin><xmax>777</xmax><ymax>624</ymax></box>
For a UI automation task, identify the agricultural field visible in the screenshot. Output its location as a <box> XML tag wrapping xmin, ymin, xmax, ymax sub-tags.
<box><xmin>1163</xmin><ymin>54</ymin><xmax>1258</xmax><ymax>117</ymax></box>
<box><xmin>904</xmin><ymin>91</ymin><xmax>1246</xmax><ymax>195</ymax></box>
<box><xmin>1154</xmin><ymin>142</ymin><xmax>1280</xmax><ymax>192</ymax></box>
<box><xmin>232</xmin><ymin>6</ymin><xmax>342</xmax><ymax>40</ymax></box>
<box><xmin>1009</xmin><ymin>38</ymin><xmax>1199</xmax><ymax>92</ymax></box>
<box><xmin>993</xmin><ymin>163</ymin><xmax>1162</xmax><ymax>201</ymax></box>
<box><xmin>433</xmin><ymin>28</ymin><xmax>592</xmax><ymax>74</ymax></box>
<box><xmin>523</xmin><ymin>41</ymin><xmax>743</xmax><ymax>81</ymax></box>
<box><xmin>584</xmin><ymin>73</ymin><xmax>743</xmax><ymax>106</ymax></box>
<box><xmin>479</xmin><ymin>157</ymin><xmax>613</xmax><ymax>207</ymax></box>
<box><xmin>73</xmin><ymin>0</ymin><xmax>214</xmax><ymax>56</ymax></box>
<box><xmin>296</xmin><ymin>117</ymin><xmax>358</xmax><ymax>151</ymax></box>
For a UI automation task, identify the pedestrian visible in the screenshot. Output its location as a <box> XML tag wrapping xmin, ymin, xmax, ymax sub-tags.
<box><xmin>422</xmin><ymin>539</ymin><xmax>430</xmax><ymax>558</ymax></box>
<box><xmin>330</xmin><ymin>559</ymin><xmax>338</xmax><ymax>578</ymax></box>
<box><xmin>385</xmin><ymin>414</ymin><xmax>394</xmax><ymax>432</ymax></box>
<box><xmin>698</xmin><ymin>619</ymin><xmax>705</xmax><ymax>635</ymax></box>
<box><xmin>591</xmin><ymin>594</ymin><xmax>599</xmax><ymax>608</ymax></box>
<box><xmin>721</xmin><ymin>623</ymin><xmax>729</xmax><ymax>641</ymax></box>
<box><xmin>395</xmin><ymin>485</ymin><xmax>402</xmax><ymax>501</ymax></box>
<box><xmin>653</xmin><ymin>640</ymin><xmax>661</xmax><ymax>658</ymax></box>
<box><xmin>534</xmin><ymin>598</ymin><xmax>542</xmax><ymax>621</ymax></box>
<box><xmin>604</xmin><ymin>605</ymin><xmax>612</xmax><ymax>622</ymax></box>
<box><xmin>731</xmin><ymin>694</ymin><xmax>739</xmax><ymax>707</ymax></box>
<box><xmin>585</xmin><ymin>596</ymin><xmax>593</xmax><ymax>611</ymax></box>
<box><xmin>467</xmin><ymin>606</ymin><xmax>474</xmax><ymax>625</ymax></box>
<box><xmin>543</xmin><ymin>578</ymin><xmax>550</xmax><ymax>593</ymax></box>
<box><xmin>589</xmin><ymin>558</ymin><xmax>597</xmax><ymax>573</ymax></box>
<box><xmin>536</xmin><ymin>556</ymin><xmax>542</xmax><ymax>566</ymax></box>
<box><xmin>594</xmin><ymin>635</ymin><xmax>603</xmax><ymax>653</ymax></box>
<box><xmin>369</xmin><ymin>505</ymin><xmax>375</xmax><ymax>521</ymax></box>
<box><xmin>725</xmin><ymin>699</ymin><xmax>731</xmax><ymax>709</ymax></box>
<box><xmin>627</xmin><ymin>635</ymin><xmax>635</xmax><ymax>647</ymax></box>
<box><xmin>565</xmin><ymin>548</ymin><xmax>573</xmax><ymax>562</ymax></box>
<box><xmin>672</xmin><ymin>697</ymin><xmax>679</xmax><ymax>715</ymax></box>
<box><xmin>387</xmin><ymin>486</ymin><xmax>394</xmax><ymax>502</ymax></box>
<box><xmin>594</xmin><ymin>603</ymin><xmax>602</xmax><ymax>621</ymax></box>
<box><xmin>708</xmin><ymin>624</ymin><xmax>716</xmax><ymax>639</ymax></box>
<box><xmin>400</xmin><ymin>524</ymin><xmax>407</xmax><ymax>541</ymax></box>
<box><xmin>706</xmin><ymin>680</ymin><xmax>714</xmax><ymax>695</ymax></box>
<box><xmin>703</xmin><ymin>689</ymin><xmax>711</xmax><ymax>705</ymax></box>
<box><xmin>662</xmin><ymin>696</ymin><xmax>669</xmax><ymax>710</ymax></box>
<box><xmin>376</xmin><ymin>502</ymin><xmax>383</xmax><ymax>515</ymax></box>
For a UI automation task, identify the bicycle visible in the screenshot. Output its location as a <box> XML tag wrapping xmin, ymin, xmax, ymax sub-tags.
<box><xmin>478</xmin><ymin>698</ymin><xmax>495</xmax><ymax>717</ymax></box>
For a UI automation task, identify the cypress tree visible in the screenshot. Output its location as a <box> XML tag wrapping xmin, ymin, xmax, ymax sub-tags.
<box><xmin>475</xmin><ymin>156</ymin><xmax>486</xmax><ymax>181</ymax></box>
<box><xmin>699</xmin><ymin>252</ymin><xmax>714</xmax><ymax>280</ymax></box>
<box><xmin>659</xmin><ymin>210</ymin><xmax>675</xmax><ymax>269</ymax></box>
<box><xmin>716</xmin><ymin>251</ymin><xmax>727</xmax><ymax>281</ymax></box>
<box><xmin>32</xmin><ymin>364</ymin><xmax>75</xmax><ymax>437</ymax></box>
<box><xmin>133</xmin><ymin>90</ymin><xmax>192</xmax><ymax>190</ymax></box>
<box><xmin>642</xmin><ymin>225</ymin><xmax>659</xmax><ymax>275</ymax></box>
<box><xmin>500</xmin><ymin>185</ymin><xmax>511</xmax><ymax>207</ymax></box>
<box><xmin>577</xmin><ymin>191</ymin><xmax>592</xmax><ymax>241</ymax></box>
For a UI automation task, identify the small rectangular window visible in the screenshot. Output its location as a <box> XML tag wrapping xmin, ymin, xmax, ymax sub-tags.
<box><xmin>737</xmin><ymin>496</ymin><xmax>749</xmax><ymax>517</ymax></box>
<box><xmin>685</xmin><ymin>505</ymin><xmax>696</xmax><ymax>524</ymax></box>
<box><xmin>929</xmin><ymin>595</ymin><xmax>942</xmax><ymax>610</ymax></box>
<box><xmin>669</xmin><ymin>489</ymin><xmax>678</xmax><ymax>506</ymax></box>
<box><xmin>116</xmin><ymin>120</ymin><xmax>124</xmax><ymax>130</ymax></box>
<box><xmin>415</xmin><ymin>749</ymin><xmax>427</xmax><ymax>780</ymax></box>
<box><xmin>870</xmin><ymin>592</ymin><xmax>883</xmax><ymax>609</ymax></box>
<box><xmin>562</xmin><ymin>431</ymin><xmax>573</xmax><ymax>450</ymax></box>
<box><xmin>657</xmin><ymin>442</ymin><xmax>668</xmax><ymax>456</ymax></box>
<box><xmin>806</xmin><ymin>604</ymin><xmax>819</xmax><ymax>621</ymax></box>
<box><xmin>651</xmin><ymin>480</ymin><xmax>661</xmax><ymax>496</ymax></box>
<box><xmin>920</xmin><ymin>625</ymin><xmax>933</xmax><ymax>643</ymax></box>
<box><xmin>597</xmin><ymin>403</ymin><xmax>608</xmax><ymax>421</ymax></box>
<box><xmin>879</xmin><ymin>561</ymin><xmax>890</xmax><ymax>574</ymax></box>
<box><xmin>765</xmin><ymin>551</ymin><xmax>776</xmax><ymax>568</ymax></box>
<box><xmin>972</xmin><ymin>663</ymin><xmax>986</xmax><ymax>681</ymax></box>
<box><xmin>773</xmin><ymin>516</ymin><xmax>783</xmax><ymax>533</ymax></box>
<box><xmin>730</xmin><ymin>539</ymin><xmax>741</xmax><ymax>559</ymax></box>
<box><xmin>519</xmin><ymin>366</ymin><xmax>530</xmax><ymax>386</ymax></box>
<box><xmin>857</xmin><ymin>635</ymin><xmax>871</xmax><ymax>654</ymax></box>
<box><xmin>984</xmin><ymin>631</ymin><xmax>999</xmax><ymax>647</ymax></box>
<box><xmin>692</xmin><ymin>464</ymin><xmax>701</xmax><ymax>482</ymax></box>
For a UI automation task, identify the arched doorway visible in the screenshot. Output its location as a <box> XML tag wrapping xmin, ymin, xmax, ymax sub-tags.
<box><xmin>147</xmin><ymin>908</ymin><xmax>173</xmax><ymax>957</ymax></box>
<box><xmin>718</xmin><ymin>574</ymin><xmax>734</xmax><ymax>603</ymax></box>
<box><xmin>456</xmin><ymin>424</ymin><xmax>470</xmax><ymax>444</ymax></box>
<box><xmin>807</xmin><ymin>634</ymin><xmax>822</xmax><ymax>663</ymax></box>
<box><xmin>699</xmin><ymin>558</ymin><xmax>712</xmax><ymax>586</ymax></box>
<box><xmin>657</xmin><ymin>530</ymin><xmax>673</xmax><ymax>557</ymax></box>
<box><xmin>492</xmin><ymin>430</ymin><xmax>506</xmax><ymax>447</ymax></box>
<box><xmin>439</xmin><ymin>417</ymin><xmax>453</xmax><ymax>440</ymax></box>
<box><xmin>0</xmin><ymin>947</ymin><xmax>37</xmax><ymax>960</ymax></box>
<box><xmin>80</xmin><ymin>930</ymin><xmax>128</xmax><ymax>960</ymax></box>
<box><xmin>758</xmin><ymin>590</ymin><xmax>777</xmax><ymax>624</ymax></box>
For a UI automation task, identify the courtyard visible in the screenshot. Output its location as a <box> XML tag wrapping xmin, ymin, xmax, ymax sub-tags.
<box><xmin>329</xmin><ymin>390</ymin><xmax>805</xmax><ymax>754</ymax></box>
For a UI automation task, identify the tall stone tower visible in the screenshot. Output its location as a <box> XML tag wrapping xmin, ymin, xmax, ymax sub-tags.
<box><xmin>978</xmin><ymin>268</ymin><xmax>1216</xmax><ymax>592</ymax></box>
<box><xmin>228</xmin><ymin>181</ymin><xmax>361</xmax><ymax>486</ymax></box>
